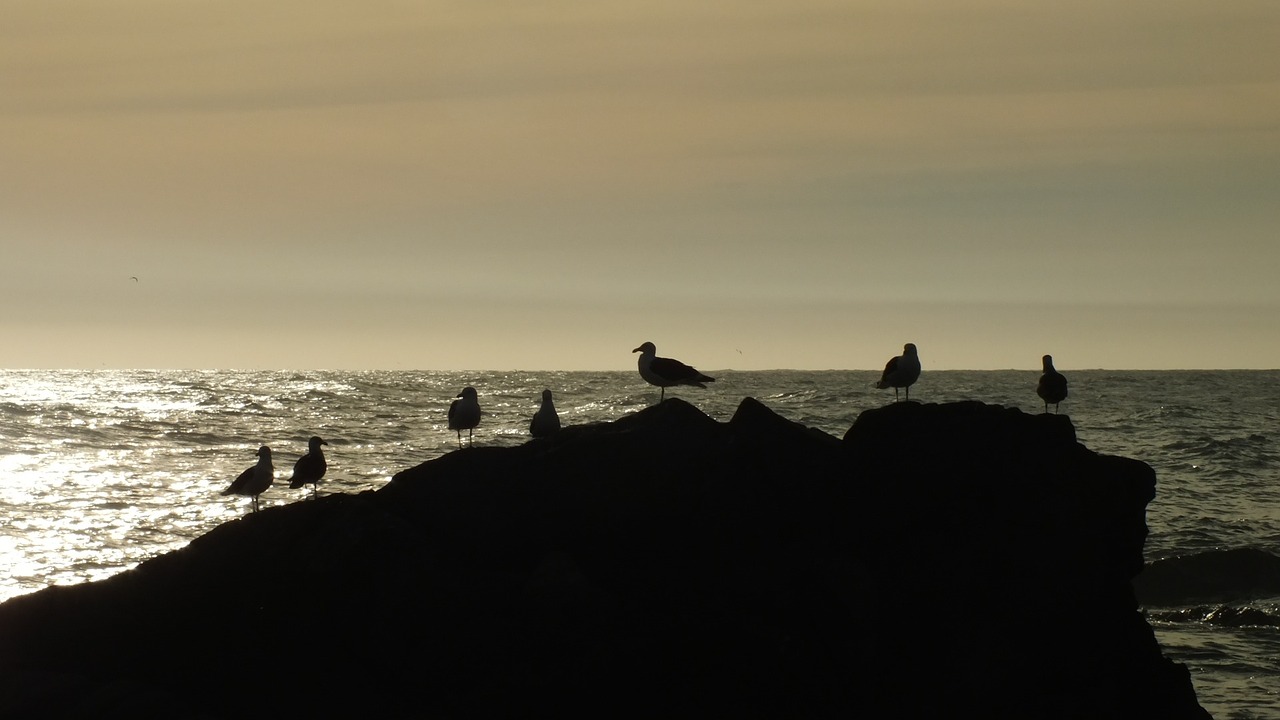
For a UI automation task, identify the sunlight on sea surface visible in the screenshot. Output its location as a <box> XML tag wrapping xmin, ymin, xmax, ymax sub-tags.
<box><xmin>1155</xmin><ymin>620</ymin><xmax>1280</xmax><ymax>720</ymax></box>
<box><xmin>3</xmin><ymin>369</ymin><xmax>1279</xmax><ymax>598</ymax></box>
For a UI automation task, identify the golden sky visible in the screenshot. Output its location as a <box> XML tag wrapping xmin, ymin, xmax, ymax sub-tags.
<box><xmin>3</xmin><ymin>1</ymin><xmax>1278</xmax><ymax>369</ymax></box>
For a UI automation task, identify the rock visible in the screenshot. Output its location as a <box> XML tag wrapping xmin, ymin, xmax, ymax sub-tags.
<box><xmin>1135</xmin><ymin>547</ymin><xmax>1280</xmax><ymax>606</ymax></box>
<box><xmin>0</xmin><ymin>399</ymin><xmax>1210</xmax><ymax>719</ymax></box>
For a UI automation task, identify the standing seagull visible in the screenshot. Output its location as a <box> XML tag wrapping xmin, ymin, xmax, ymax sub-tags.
<box><xmin>448</xmin><ymin>386</ymin><xmax>481</xmax><ymax>448</ymax></box>
<box><xmin>1036</xmin><ymin>354</ymin><xmax>1069</xmax><ymax>413</ymax></box>
<box><xmin>221</xmin><ymin>446</ymin><xmax>274</xmax><ymax>513</ymax></box>
<box><xmin>632</xmin><ymin>341</ymin><xmax>716</xmax><ymax>402</ymax></box>
<box><xmin>876</xmin><ymin>343</ymin><xmax>922</xmax><ymax>402</ymax></box>
<box><xmin>287</xmin><ymin>435</ymin><xmax>328</xmax><ymax>498</ymax></box>
<box><xmin>530</xmin><ymin>389</ymin><xmax>561</xmax><ymax>438</ymax></box>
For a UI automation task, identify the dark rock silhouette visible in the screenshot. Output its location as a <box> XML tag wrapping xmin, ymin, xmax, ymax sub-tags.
<box><xmin>1135</xmin><ymin>547</ymin><xmax>1280</xmax><ymax>606</ymax></box>
<box><xmin>0</xmin><ymin>399</ymin><xmax>1210</xmax><ymax>719</ymax></box>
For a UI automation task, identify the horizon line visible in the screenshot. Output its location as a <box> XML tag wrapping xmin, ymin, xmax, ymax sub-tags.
<box><xmin>3</xmin><ymin>366</ymin><xmax>1277</xmax><ymax>373</ymax></box>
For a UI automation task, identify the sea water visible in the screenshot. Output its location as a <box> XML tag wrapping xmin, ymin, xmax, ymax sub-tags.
<box><xmin>0</xmin><ymin>368</ymin><xmax>1276</xmax><ymax>718</ymax></box>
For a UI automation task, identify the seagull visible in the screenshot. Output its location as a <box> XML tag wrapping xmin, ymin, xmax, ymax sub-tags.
<box><xmin>287</xmin><ymin>436</ymin><xmax>328</xmax><ymax>497</ymax></box>
<box><xmin>875</xmin><ymin>342</ymin><xmax>921</xmax><ymax>402</ymax></box>
<box><xmin>632</xmin><ymin>341</ymin><xmax>716</xmax><ymax>402</ymax></box>
<box><xmin>530</xmin><ymin>389</ymin><xmax>561</xmax><ymax>438</ymax></box>
<box><xmin>221</xmin><ymin>446</ymin><xmax>274</xmax><ymax>513</ymax></box>
<box><xmin>1036</xmin><ymin>354</ymin><xmax>1069</xmax><ymax>413</ymax></box>
<box><xmin>448</xmin><ymin>386</ymin><xmax>481</xmax><ymax>448</ymax></box>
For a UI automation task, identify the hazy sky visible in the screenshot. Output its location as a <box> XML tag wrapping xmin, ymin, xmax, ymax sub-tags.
<box><xmin>3</xmin><ymin>1</ymin><xmax>1277</xmax><ymax>370</ymax></box>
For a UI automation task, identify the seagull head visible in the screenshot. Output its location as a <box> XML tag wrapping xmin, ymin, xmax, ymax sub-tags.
<box><xmin>632</xmin><ymin>342</ymin><xmax>656</xmax><ymax>354</ymax></box>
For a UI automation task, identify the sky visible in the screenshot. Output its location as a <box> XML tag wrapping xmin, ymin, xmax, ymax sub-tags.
<box><xmin>2</xmin><ymin>1</ymin><xmax>1278</xmax><ymax>371</ymax></box>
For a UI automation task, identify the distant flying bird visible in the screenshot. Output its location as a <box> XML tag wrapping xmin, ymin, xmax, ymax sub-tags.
<box><xmin>287</xmin><ymin>436</ymin><xmax>329</xmax><ymax>497</ymax></box>
<box><xmin>448</xmin><ymin>387</ymin><xmax>481</xmax><ymax>448</ymax></box>
<box><xmin>632</xmin><ymin>341</ymin><xmax>716</xmax><ymax>402</ymax></box>
<box><xmin>130</xmin><ymin>276</ymin><xmax>139</xmax><ymax>283</ymax></box>
<box><xmin>530</xmin><ymin>389</ymin><xmax>561</xmax><ymax>438</ymax></box>
<box><xmin>221</xmin><ymin>446</ymin><xmax>274</xmax><ymax>513</ymax></box>
<box><xmin>1036</xmin><ymin>354</ymin><xmax>1069</xmax><ymax>413</ymax></box>
<box><xmin>875</xmin><ymin>343</ymin><xmax>922</xmax><ymax>402</ymax></box>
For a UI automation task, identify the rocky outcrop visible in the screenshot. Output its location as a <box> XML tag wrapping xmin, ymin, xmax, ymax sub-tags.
<box><xmin>1135</xmin><ymin>547</ymin><xmax>1280</xmax><ymax>606</ymax></box>
<box><xmin>0</xmin><ymin>399</ymin><xmax>1209</xmax><ymax>719</ymax></box>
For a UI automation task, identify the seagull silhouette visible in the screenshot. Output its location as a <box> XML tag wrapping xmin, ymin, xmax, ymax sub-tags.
<box><xmin>1036</xmin><ymin>355</ymin><xmax>1069</xmax><ymax>413</ymax></box>
<box><xmin>448</xmin><ymin>387</ymin><xmax>481</xmax><ymax>448</ymax></box>
<box><xmin>287</xmin><ymin>436</ymin><xmax>328</xmax><ymax>497</ymax></box>
<box><xmin>530</xmin><ymin>389</ymin><xmax>561</xmax><ymax>438</ymax></box>
<box><xmin>632</xmin><ymin>341</ymin><xmax>715</xmax><ymax>402</ymax></box>
<box><xmin>875</xmin><ymin>343</ymin><xmax>921</xmax><ymax>402</ymax></box>
<box><xmin>221</xmin><ymin>446</ymin><xmax>274</xmax><ymax>513</ymax></box>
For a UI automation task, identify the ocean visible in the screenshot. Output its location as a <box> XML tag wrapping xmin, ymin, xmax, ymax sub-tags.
<box><xmin>0</xmin><ymin>368</ymin><xmax>1276</xmax><ymax>718</ymax></box>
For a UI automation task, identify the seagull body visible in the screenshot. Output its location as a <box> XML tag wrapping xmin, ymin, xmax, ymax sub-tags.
<box><xmin>287</xmin><ymin>436</ymin><xmax>328</xmax><ymax>496</ymax></box>
<box><xmin>632</xmin><ymin>341</ymin><xmax>716</xmax><ymax>401</ymax></box>
<box><xmin>876</xmin><ymin>343</ymin><xmax>921</xmax><ymax>401</ymax></box>
<box><xmin>221</xmin><ymin>446</ymin><xmax>274</xmax><ymax>513</ymax></box>
<box><xmin>530</xmin><ymin>389</ymin><xmax>561</xmax><ymax>438</ymax></box>
<box><xmin>1036</xmin><ymin>355</ymin><xmax>1069</xmax><ymax>413</ymax></box>
<box><xmin>448</xmin><ymin>387</ymin><xmax>481</xmax><ymax>447</ymax></box>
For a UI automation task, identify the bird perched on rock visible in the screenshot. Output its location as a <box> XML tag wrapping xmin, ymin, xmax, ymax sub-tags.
<box><xmin>876</xmin><ymin>342</ymin><xmax>921</xmax><ymax>402</ymax></box>
<box><xmin>632</xmin><ymin>341</ymin><xmax>715</xmax><ymax>402</ymax></box>
<box><xmin>221</xmin><ymin>445</ymin><xmax>274</xmax><ymax>513</ymax></box>
<box><xmin>287</xmin><ymin>435</ymin><xmax>328</xmax><ymax>497</ymax></box>
<box><xmin>1036</xmin><ymin>354</ymin><xmax>1069</xmax><ymax>413</ymax></box>
<box><xmin>448</xmin><ymin>386</ymin><xmax>481</xmax><ymax>448</ymax></box>
<box><xmin>530</xmin><ymin>389</ymin><xmax>561</xmax><ymax>438</ymax></box>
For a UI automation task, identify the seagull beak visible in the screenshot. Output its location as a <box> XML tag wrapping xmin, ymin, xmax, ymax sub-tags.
<box><xmin>632</xmin><ymin>346</ymin><xmax>642</xmax><ymax>353</ymax></box>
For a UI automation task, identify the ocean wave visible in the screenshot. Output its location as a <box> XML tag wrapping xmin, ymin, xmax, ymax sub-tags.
<box><xmin>1148</xmin><ymin>604</ymin><xmax>1280</xmax><ymax>628</ymax></box>
<box><xmin>1135</xmin><ymin>547</ymin><xmax>1280</xmax><ymax>607</ymax></box>
<box><xmin>0</xmin><ymin>401</ymin><xmax>42</xmax><ymax>418</ymax></box>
